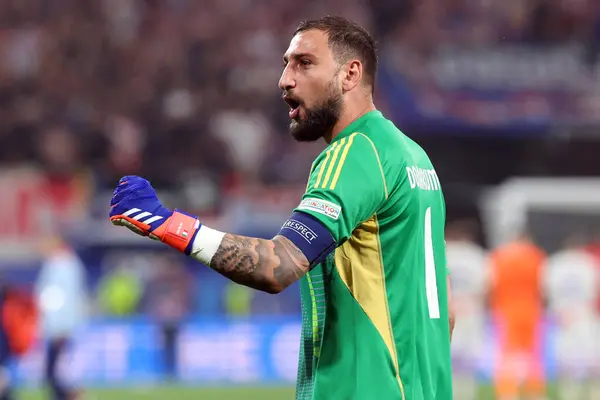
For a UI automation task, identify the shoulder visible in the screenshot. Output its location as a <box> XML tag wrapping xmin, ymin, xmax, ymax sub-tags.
<box><xmin>359</xmin><ymin>114</ymin><xmax>435</xmax><ymax>175</ymax></box>
<box><xmin>358</xmin><ymin>114</ymin><xmax>404</xmax><ymax>148</ymax></box>
<box><xmin>310</xmin><ymin>131</ymin><xmax>384</xmax><ymax>174</ymax></box>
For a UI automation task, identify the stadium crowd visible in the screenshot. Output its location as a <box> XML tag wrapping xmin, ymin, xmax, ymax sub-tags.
<box><xmin>0</xmin><ymin>0</ymin><xmax>598</xmax><ymax>194</ymax></box>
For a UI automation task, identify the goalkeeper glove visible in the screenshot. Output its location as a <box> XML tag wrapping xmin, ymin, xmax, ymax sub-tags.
<box><xmin>109</xmin><ymin>176</ymin><xmax>200</xmax><ymax>254</ymax></box>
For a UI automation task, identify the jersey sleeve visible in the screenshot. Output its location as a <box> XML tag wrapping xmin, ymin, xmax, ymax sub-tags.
<box><xmin>294</xmin><ymin>133</ymin><xmax>388</xmax><ymax>245</ymax></box>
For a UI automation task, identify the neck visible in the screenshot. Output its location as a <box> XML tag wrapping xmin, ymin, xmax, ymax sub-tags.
<box><xmin>325</xmin><ymin>100</ymin><xmax>376</xmax><ymax>143</ymax></box>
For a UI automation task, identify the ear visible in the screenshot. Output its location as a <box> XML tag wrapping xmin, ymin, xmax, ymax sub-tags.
<box><xmin>341</xmin><ymin>59</ymin><xmax>362</xmax><ymax>92</ymax></box>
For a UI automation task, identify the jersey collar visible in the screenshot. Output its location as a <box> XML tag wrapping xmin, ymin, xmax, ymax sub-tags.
<box><xmin>330</xmin><ymin>110</ymin><xmax>383</xmax><ymax>144</ymax></box>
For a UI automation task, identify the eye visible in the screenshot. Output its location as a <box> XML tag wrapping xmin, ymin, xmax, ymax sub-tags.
<box><xmin>300</xmin><ymin>59</ymin><xmax>312</xmax><ymax>67</ymax></box>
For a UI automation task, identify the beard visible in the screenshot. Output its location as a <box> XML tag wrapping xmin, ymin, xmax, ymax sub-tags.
<box><xmin>289</xmin><ymin>86</ymin><xmax>343</xmax><ymax>142</ymax></box>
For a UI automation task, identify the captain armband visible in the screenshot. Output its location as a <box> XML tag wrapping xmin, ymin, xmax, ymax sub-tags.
<box><xmin>277</xmin><ymin>211</ymin><xmax>336</xmax><ymax>268</ymax></box>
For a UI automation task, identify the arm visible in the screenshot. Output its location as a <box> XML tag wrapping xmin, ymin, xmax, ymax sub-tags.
<box><xmin>208</xmin><ymin>234</ymin><xmax>310</xmax><ymax>294</ymax></box>
<box><xmin>109</xmin><ymin>145</ymin><xmax>370</xmax><ymax>296</ymax></box>
<box><xmin>447</xmin><ymin>275</ymin><xmax>455</xmax><ymax>341</ymax></box>
<box><xmin>191</xmin><ymin>211</ymin><xmax>334</xmax><ymax>293</ymax></box>
<box><xmin>210</xmin><ymin>134</ymin><xmax>387</xmax><ymax>292</ymax></box>
<box><xmin>109</xmin><ymin>177</ymin><xmax>334</xmax><ymax>294</ymax></box>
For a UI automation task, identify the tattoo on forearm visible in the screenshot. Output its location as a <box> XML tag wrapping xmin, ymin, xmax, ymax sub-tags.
<box><xmin>210</xmin><ymin>234</ymin><xmax>310</xmax><ymax>293</ymax></box>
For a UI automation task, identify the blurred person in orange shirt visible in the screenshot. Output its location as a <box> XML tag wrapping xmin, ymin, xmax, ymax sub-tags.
<box><xmin>0</xmin><ymin>283</ymin><xmax>38</xmax><ymax>400</ymax></box>
<box><xmin>445</xmin><ymin>219</ymin><xmax>490</xmax><ymax>400</ymax></box>
<box><xmin>544</xmin><ymin>236</ymin><xmax>600</xmax><ymax>400</ymax></box>
<box><xmin>489</xmin><ymin>232</ymin><xmax>547</xmax><ymax>400</ymax></box>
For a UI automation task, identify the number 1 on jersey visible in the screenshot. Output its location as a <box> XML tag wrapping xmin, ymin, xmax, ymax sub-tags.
<box><xmin>424</xmin><ymin>207</ymin><xmax>440</xmax><ymax>319</ymax></box>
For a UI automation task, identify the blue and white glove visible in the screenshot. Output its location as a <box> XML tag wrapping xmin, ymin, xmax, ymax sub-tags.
<box><xmin>109</xmin><ymin>176</ymin><xmax>200</xmax><ymax>253</ymax></box>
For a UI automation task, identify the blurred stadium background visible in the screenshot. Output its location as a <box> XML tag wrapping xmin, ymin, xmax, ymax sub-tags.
<box><xmin>0</xmin><ymin>0</ymin><xmax>599</xmax><ymax>399</ymax></box>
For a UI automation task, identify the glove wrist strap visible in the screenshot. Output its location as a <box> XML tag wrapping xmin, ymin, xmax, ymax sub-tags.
<box><xmin>159</xmin><ymin>209</ymin><xmax>201</xmax><ymax>253</ymax></box>
<box><xmin>188</xmin><ymin>225</ymin><xmax>226</xmax><ymax>265</ymax></box>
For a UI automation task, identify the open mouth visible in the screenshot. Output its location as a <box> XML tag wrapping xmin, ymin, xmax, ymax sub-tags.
<box><xmin>284</xmin><ymin>96</ymin><xmax>301</xmax><ymax>119</ymax></box>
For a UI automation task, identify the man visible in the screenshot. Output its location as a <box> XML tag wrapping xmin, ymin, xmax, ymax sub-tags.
<box><xmin>445</xmin><ymin>220</ymin><xmax>489</xmax><ymax>400</ymax></box>
<box><xmin>544</xmin><ymin>237</ymin><xmax>600</xmax><ymax>400</ymax></box>
<box><xmin>35</xmin><ymin>235</ymin><xmax>87</xmax><ymax>400</ymax></box>
<box><xmin>489</xmin><ymin>233</ymin><xmax>546</xmax><ymax>400</ymax></box>
<box><xmin>109</xmin><ymin>16</ymin><xmax>453</xmax><ymax>399</ymax></box>
<box><xmin>142</xmin><ymin>256</ymin><xmax>192</xmax><ymax>381</ymax></box>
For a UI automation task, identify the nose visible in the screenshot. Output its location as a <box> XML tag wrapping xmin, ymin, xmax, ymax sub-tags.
<box><xmin>278</xmin><ymin>65</ymin><xmax>295</xmax><ymax>91</ymax></box>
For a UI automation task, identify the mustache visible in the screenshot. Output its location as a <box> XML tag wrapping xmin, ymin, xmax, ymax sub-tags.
<box><xmin>282</xmin><ymin>92</ymin><xmax>302</xmax><ymax>105</ymax></box>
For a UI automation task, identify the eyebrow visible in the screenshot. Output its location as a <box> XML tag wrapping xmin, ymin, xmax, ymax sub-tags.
<box><xmin>283</xmin><ymin>52</ymin><xmax>314</xmax><ymax>63</ymax></box>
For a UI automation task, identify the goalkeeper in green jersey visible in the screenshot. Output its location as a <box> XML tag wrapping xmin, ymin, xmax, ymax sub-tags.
<box><xmin>110</xmin><ymin>16</ymin><xmax>454</xmax><ymax>400</ymax></box>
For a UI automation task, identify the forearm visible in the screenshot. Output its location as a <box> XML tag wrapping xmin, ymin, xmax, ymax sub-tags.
<box><xmin>193</xmin><ymin>233</ymin><xmax>310</xmax><ymax>294</ymax></box>
<box><xmin>110</xmin><ymin>188</ymin><xmax>317</xmax><ymax>294</ymax></box>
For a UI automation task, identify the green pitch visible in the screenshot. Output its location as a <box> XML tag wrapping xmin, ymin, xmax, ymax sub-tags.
<box><xmin>18</xmin><ymin>384</ymin><xmax>561</xmax><ymax>400</ymax></box>
<box><xmin>16</xmin><ymin>384</ymin><xmax>539</xmax><ymax>400</ymax></box>
<box><xmin>19</xmin><ymin>386</ymin><xmax>296</xmax><ymax>400</ymax></box>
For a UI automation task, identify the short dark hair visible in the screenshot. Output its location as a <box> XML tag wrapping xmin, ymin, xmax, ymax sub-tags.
<box><xmin>294</xmin><ymin>16</ymin><xmax>378</xmax><ymax>91</ymax></box>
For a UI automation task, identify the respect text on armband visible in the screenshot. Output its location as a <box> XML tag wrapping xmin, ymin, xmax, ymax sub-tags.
<box><xmin>281</xmin><ymin>219</ymin><xmax>318</xmax><ymax>244</ymax></box>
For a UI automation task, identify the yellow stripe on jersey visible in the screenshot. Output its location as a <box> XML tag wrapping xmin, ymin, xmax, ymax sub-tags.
<box><xmin>313</xmin><ymin>142</ymin><xmax>337</xmax><ymax>188</ymax></box>
<box><xmin>357</xmin><ymin>133</ymin><xmax>389</xmax><ymax>199</ymax></box>
<box><xmin>334</xmin><ymin>214</ymin><xmax>405</xmax><ymax>400</ymax></box>
<box><xmin>328</xmin><ymin>133</ymin><xmax>357</xmax><ymax>190</ymax></box>
<box><xmin>320</xmin><ymin>137</ymin><xmax>346</xmax><ymax>189</ymax></box>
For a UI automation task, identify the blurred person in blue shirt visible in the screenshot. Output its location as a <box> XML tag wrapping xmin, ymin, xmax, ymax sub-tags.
<box><xmin>34</xmin><ymin>235</ymin><xmax>88</xmax><ymax>400</ymax></box>
<box><xmin>142</xmin><ymin>255</ymin><xmax>192</xmax><ymax>381</ymax></box>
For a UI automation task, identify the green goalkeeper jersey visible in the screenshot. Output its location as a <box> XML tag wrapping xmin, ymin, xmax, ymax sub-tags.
<box><xmin>293</xmin><ymin>110</ymin><xmax>452</xmax><ymax>400</ymax></box>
